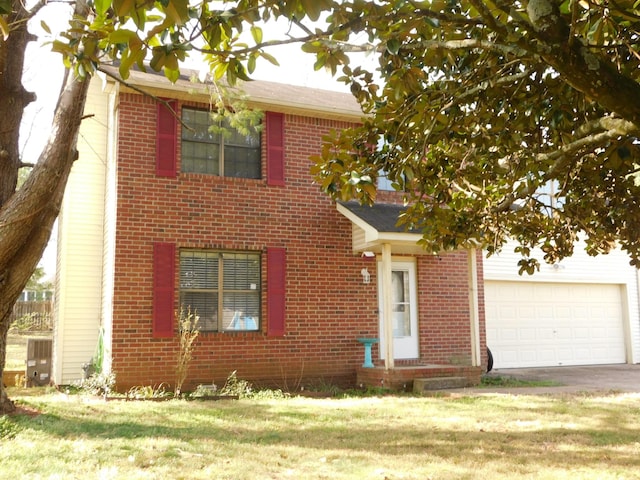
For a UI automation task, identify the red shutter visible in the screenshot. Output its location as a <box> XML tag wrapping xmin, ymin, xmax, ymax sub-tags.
<box><xmin>266</xmin><ymin>111</ymin><xmax>285</xmax><ymax>185</ymax></box>
<box><xmin>267</xmin><ymin>247</ymin><xmax>286</xmax><ymax>337</ymax></box>
<box><xmin>156</xmin><ymin>100</ymin><xmax>177</xmax><ymax>177</ymax></box>
<box><xmin>153</xmin><ymin>242</ymin><xmax>176</xmax><ymax>337</ymax></box>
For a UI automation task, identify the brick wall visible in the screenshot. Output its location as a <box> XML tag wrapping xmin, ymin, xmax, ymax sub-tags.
<box><xmin>109</xmin><ymin>92</ymin><xmax>485</xmax><ymax>391</ymax></box>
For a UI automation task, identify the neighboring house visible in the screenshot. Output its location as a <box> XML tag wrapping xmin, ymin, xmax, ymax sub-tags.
<box><xmin>18</xmin><ymin>290</ymin><xmax>53</xmax><ymax>302</ymax></box>
<box><xmin>484</xmin><ymin>241</ymin><xmax>640</xmax><ymax>369</ymax></box>
<box><xmin>52</xmin><ymin>67</ymin><xmax>487</xmax><ymax>391</ymax></box>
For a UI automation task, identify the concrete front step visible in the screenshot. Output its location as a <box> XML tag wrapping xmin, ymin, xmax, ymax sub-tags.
<box><xmin>414</xmin><ymin>376</ymin><xmax>472</xmax><ymax>392</ymax></box>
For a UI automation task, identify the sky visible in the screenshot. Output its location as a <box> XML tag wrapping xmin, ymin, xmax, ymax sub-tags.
<box><xmin>21</xmin><ymin>4</ymin><xmax>377</xmax><ymax>280</ymax></box>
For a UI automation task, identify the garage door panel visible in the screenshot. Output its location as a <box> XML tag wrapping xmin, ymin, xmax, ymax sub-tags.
<box><xmin>554</xmin><ymin>328</ymin><xmax>572</xmax><ymax>340</ymax></box>
<box><xmin>574</xmin><ymin>327</ymin><xmax>590</xmax><ymax>339</ymax></box>
<box><xmin>486</xmin><ymin>281</ymin><xmax>626</xmax><ymax>368</ymax></box>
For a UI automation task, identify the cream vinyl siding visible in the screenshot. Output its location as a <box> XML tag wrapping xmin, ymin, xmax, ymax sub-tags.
<box><xmin>483</xmin><ymin>240</ymin><xmax>640</xmax><ymax>367</ymax></box>
<box><xmin>53</xmin><ymin>78</ymin><xmax>109</xmax><ymax>385</ymax></box>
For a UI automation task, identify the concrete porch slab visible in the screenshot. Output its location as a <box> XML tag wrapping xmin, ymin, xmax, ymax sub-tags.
<box><xmin>356</xmin><ymin>364</ymin><xmax>482</xmax><ymax>391</ymax></box>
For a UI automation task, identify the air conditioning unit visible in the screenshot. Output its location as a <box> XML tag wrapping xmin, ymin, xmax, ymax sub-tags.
<box><xmin>26</xmin><ymin>338</ymin><xmax>52</xmax><ymax>387</ymax></box>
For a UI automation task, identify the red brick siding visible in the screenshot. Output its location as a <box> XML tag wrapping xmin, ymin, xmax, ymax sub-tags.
<box><xmin>110</xmin><ymin>92</ymin><xmax>485</xmax><ymax>391</ymax></box>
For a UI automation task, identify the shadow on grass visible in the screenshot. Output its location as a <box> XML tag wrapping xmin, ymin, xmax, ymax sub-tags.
<box><xmin>5</xmin><ymin>391</ymin><xmax>640</xmax><ymax>474</ymax></box>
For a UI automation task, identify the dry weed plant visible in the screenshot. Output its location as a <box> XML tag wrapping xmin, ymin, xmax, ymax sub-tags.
<box><xmin>174</xmin><ymin>307</ymin><xmax>199</xmax><ymax>397</ymax></box>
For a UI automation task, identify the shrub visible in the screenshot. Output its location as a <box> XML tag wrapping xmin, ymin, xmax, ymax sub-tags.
<box><xmin>79</xmin><ymin>371</ymin><xmax>116</xmax><ymax>397</ymax></box>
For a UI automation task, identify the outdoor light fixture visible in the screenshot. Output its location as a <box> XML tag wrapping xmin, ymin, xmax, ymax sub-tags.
<box><xmin>361</xmin><ymin>268</ymin><xmax>371</xmax><ymax>284</ymax></box>
<box><xmin>361</xmin><ymin>251</ymin><xmax>375</xmax><ymax>259</ymax></box>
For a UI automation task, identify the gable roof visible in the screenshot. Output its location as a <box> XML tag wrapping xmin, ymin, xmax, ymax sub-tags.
<box><xmin>338</xmin><ymin>201</ymin><xmax>420</xmax><ymax>233</ymax></box>
<box><xmin>99</xmin><ymin>64</ymin><xmax>362</xmax><ymax>121</ymax></box>
<box><xmin>337</xmin><ymin>201</ymin><xmax>428</xmax><ymax>255</ymax></box>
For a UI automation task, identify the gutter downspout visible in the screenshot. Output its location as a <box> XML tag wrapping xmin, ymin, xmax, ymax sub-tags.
<box><xmin>381</xmin><ymin>243</ymin><xmax>394</xmax><ymax>369</ymax></box>
<box><xmin>468</xmin><ymin>248</ymin><xmax>481</xmax><ymax>367</ymax></box>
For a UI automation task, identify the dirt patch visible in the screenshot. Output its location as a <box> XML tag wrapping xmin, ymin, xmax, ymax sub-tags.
<box><xmin>9</xmin><ymin>404</ymin><xmax>41</xmax><ymax>417</ymax></box>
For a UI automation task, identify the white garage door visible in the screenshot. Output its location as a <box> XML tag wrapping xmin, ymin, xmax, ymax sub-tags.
<box><xmin>486</xmin><ymin>281</ymin><xmax>626</xmax><ymax>368</ymax></box>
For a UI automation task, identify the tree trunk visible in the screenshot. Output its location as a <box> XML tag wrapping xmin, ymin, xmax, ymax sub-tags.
<box><xmin>0</xmin><ymin>0</ymin><xmax>91</xmax><ymax>414</ymax></box>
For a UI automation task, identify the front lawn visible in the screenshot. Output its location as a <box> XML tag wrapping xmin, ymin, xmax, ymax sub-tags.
<box><xmin>2</xmin><ymin>388</ymin><xmax>640</xmax><ymax>479</ymax></box>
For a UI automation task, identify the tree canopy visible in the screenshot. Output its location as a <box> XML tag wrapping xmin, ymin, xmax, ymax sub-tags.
<box><xmin>309</xmin><ymin>0</ymin><xmax>640</xmax><ymax>273</ymax></box>
<box><xmin>43</xmin><ymin>0</ymin><xmax>640</xmax><ymax>272</ymax></box>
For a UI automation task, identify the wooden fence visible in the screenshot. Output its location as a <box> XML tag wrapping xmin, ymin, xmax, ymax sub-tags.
<box><xmin>9</xmin><ymin>300</ymin><xmax>53</xmax><ymax>332</ymax></box>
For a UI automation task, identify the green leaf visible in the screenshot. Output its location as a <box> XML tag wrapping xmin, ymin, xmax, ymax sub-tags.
<box><xmin>131</xmin><ymin>7</ymin><xmax>147</xmax><ymax>30</ymax></box>
<box><xmin>259</xmin><ymin>51</ymin><xmax>279</xmax><ymax>66</ymax></box>
<box><xmin>301</xmin><ymin>0</ymin><xmax>322</xmax><ymax>21</ymax></box>
<box><xmin>250</xmin><ymin>25</ymin><xmax>262</xmax><ymax>44</ymax></box>
<box><xmin>386</xmin><ymin>38</ymin><xmax>401</xmax><ymax>55</ymax></box>
<box><xmin>0</xmin><ymin>15</ymin><xmax>8</xmax><ymax>40</ymax></box>
<box><xmin>0</xmin><ymin>0</ymin><xmax>11</xmax><ymax>14</ymax></box>
<box><xmin>109</xmin><ymin>29</ymin><xmax>137</xmax><ymax>44</ymax></box>
<box><xmin>313</xmin><ymin>53</ymin><xmax>326</xmax><ymax>71</ymax></box>
<box><xmin>558</xmin><ymin>1</ymin><xmax>570</xmax><ymax>14</ymax></box>
<box><xmin>149</xmin><ymin>48</ymin><xmax>166</xmax><ymax>71</ymax></box>
<box><xmin>94</xmin><ymin>0</ymin><xmax>112</xmax><ymax>16</ymax></box>
<box><xmin>40</xmin><ymin>20</ymin><xmax>51</xmax><ymax>34</ymax></box>
<box><xmin>164</xmin><ymin>66</ymin><xmax>180</xmax><ymax>83</ymax></box>
<box><xmin>247</xmin><ymin>54</ymin><xmax>256</xmax><ymax>74</ymax></box>
<box><xmin>164</xmin><ymin>0</ymin><xmax>190</xmax><ymax>26</ymax></box>
<box><xmin>112</xmin><ymin>0</ymin><xmax>135</xmax><ymax>17</ymax></box>
<box><xmin>301</xmin><ymin>41</ymin><xmax>323</xmax><ymax>53</ymax></box>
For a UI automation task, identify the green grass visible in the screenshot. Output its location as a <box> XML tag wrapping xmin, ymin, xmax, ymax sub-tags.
<box><xmin>3</xmin><ymin>388</ymin><xmax>640</xmax><ymax>479</ymax></box>
<box><xmin>480</xmin><ymin>375</ymin><xmax>562</xmax><ymax>388</ymax></box>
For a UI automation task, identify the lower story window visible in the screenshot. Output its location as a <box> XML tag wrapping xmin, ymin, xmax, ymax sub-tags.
<box><xmin>179</xmin><ymin>250</ymin><xmax>261</xmax><ymax>332</ymax></box>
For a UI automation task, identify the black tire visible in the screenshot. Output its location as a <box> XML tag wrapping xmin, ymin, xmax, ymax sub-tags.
<box><xmin>486</xmin><ymin>347</ymin><xmax>494</xmax><ymax>373</ymax></box>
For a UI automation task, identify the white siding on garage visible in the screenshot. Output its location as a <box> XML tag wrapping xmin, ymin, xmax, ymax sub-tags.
<box><xmin>486</xmin><ymin>281</ymin><xmax>626</xmax><ymax>368</ymax></box>
<box><xmin>484</xmin><ymin>240</ymin><xmax>640</xmax><ymax>367</ymax></box>
<box><xmin>53</xmin><ymin>78</ymin><xmax>110</xmax><ymax>385</ymax></box>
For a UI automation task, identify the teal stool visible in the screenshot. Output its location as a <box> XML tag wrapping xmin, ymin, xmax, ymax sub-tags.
<box><xmin>357</xmin><ymin>338</ymin><xmax>379</xmax><ymax>368</ymax></box>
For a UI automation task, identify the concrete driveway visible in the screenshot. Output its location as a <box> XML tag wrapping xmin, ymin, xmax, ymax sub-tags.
<box><xmin>478</xmin><ymin>364</ymin><xmax>640</xmax><ymax>394</ymax></box>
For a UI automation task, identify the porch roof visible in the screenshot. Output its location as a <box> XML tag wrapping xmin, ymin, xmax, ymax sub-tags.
<box><xmin>336</xmin><ymin>201</ymin><xmax>428</xmax><ymax>255</ymax></box>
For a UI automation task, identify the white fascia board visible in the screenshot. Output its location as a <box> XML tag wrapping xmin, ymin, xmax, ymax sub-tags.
<box><xmin>336</xmin><ymin>202</ymin><xmax>380</xmax><ymax>242</ymax></box>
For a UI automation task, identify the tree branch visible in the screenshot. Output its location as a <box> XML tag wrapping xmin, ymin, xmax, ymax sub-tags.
<box><xmin>331</xmin><ymin>37</ymin><xmax>531</xmax><ymax>58</ymax></box>
<box><xmin>97</xmin><ymin>66</ymin><xmax>192</xmax><ymax>131</ymax></box>
<box><xmin>494</xmin><ymin>118</ymin><xmax>640</xmax><ymax>211</ymax></box>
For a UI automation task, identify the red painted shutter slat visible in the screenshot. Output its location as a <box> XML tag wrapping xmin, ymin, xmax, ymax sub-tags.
<box><xmin>267</xmin><ymin>247</ymin><xmax>286</xmax><ymax>337</ymax></box>
<box><xmin>266</xmin><ymin>111</ymin><xmax>285</xmax><ymax>185</ymax></box>
<box><xmin>156</xmin><ymin>100</ymin><xmax>177</xmax><ymax>177</ymax></box>
<box><xmin>153</xmin><ymin>242</ymin><xmax>176</xmax><ymax>337</ymax></box>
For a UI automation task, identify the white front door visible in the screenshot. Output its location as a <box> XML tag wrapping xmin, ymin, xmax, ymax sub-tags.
<box><xmin>378</xmin><ymin>260</ymin><xmax>419</xmax><ymax>359</ymax></box>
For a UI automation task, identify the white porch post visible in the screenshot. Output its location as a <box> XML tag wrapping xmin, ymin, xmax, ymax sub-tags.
<box><xmin>381</xmin><ymin>243</ymin><xmax>394</xmax><ymax>369</ymax></box>
<box><xmin>467</xmin><ymin>248</ymin><xmax>481</xmax><ymax>367</ymax></box>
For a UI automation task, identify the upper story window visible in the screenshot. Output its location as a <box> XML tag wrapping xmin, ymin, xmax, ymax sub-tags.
<box><xmin>181</xmin><ymin>107</ymin><xmax>261</xmax><ymax>178</ymax></box>
<box><xmin>535</xmin><ymin>179</ymin><xmax>565</xmax><ymax>216</ymax></box>
<box><xmin>377</xmin><ymin>169</ymin><xmax>395</xmax><ymax>191</ymax></box>
<box><xmin>179</xmin><ymin>250</ymin><xmax>261</xmax><ymax>332</ymax></box>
